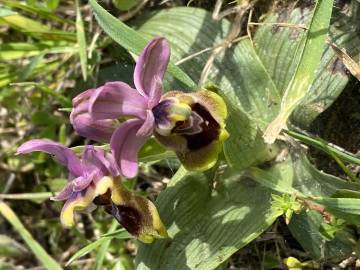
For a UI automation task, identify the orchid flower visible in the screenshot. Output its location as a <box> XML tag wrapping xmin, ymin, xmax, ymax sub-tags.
<box><xmin>17</xmin><ymin>139</ymin><xmax>167</xmax><ymax>243</ymax></box>
<box><xmin>71</xmin><ymin>37</ymin><xmax>229</xmax><ymax>178</ymax></box>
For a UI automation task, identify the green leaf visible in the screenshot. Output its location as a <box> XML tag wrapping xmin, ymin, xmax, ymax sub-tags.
<box><xmin>89</xmin><ymin>0</ymin><xmax>195</xmax><ymax>89</ymax></box>
<box><xmin>76</xmin><ymin>0</ymin><xmax>87</xmax><ymax>81</ymax></box>
<box><xmin>136</xmin><ymin>167</ymin><xmax>281</xmax><ymax>270</ymax></box>
<box><xmin>66</xmin><ymin>238</ymin><xmax>110</xmax><ymax>266</ymax></box>
<box><xmin>285</xmin><ymin>129</ymin><xmax>360</xmax><ymax>167</ymax></box>
<box><xmin>67</xmin><ymin>228</ymin><xmax>131</xmax><ymax>267</ymax></box>
<box><xmin>0</xmin><ymin>14</ymin><xmax>76</xmax><ymax>41</ymax></box>
<box><xmin>93</xmin><ymin>221</ymin><xmax>118</xmax><ymax>270</ymax></box>
<box><xmin>247</xmin><ymin>151</ymin><xmax>359</xmax><ymax>259</ymax></box>
<box><xmin>139</xmin><ymin>138</ymin><xmax>176</xmax><ymax>163</ymax></box>
<box><xmin>287</xmin><ymin>154</ymin><xmax>359</xmax><ymax>259</ymax></box>
<box><xmin>319</xmin><ymin>219</ymin><xmax>345</xmax><ymax>241</ymax></box>
<box><xmin>0</xmin><ymin>235</ymin><xmax>27</xmax><ymax>257</ymax></box>
<box><xmin>0</xmin><ymin>0</ymin><xmax>71</xmax><ymax>24</ymax></box>
<box><xmin>263</xmin><ymin>0</ymin><xmax>334</xmax><ymax>143</ymax></box>
<box><xmin>224</xmin><ymin>106</ymin><xmax>276</xmax><ymax>170</ymax></box>
<box><xmin>101</xmin><ymin>228</ymin><xmax>130</xmax><ymax>238</ymax></box>
<box><xmin>315</xmin><ymin>197</ymin><xmax>360</xmax><ymax>215</ymax></box>
<box><xmin>112</xmin><ymin>0</ymin><xmax>140</xmax><ymax>11</ymax></box>
<box><xmin>0</xmin><ymin>192</ymin><xmax>52</xmax><ymax>203</ymax></box>
<box><xmin>0</xmin><ymin>8</ymin><xmax>17</xmax><ymax>17</ymax></box>
<box><xmin>0</xmin><ymin>42</ymin><xmax>77</xmax><ymax>60</ymax></box>
<box><xmin>58</xmin><ymin>124</ymin><xmax>67</xmax><ymax>145</ymax></box>
<box><xmin>45</xmin><ymin>0</ymin><xmax>60</xmax><ymax>10</ymax></box>
<box><xmin>18</xmin><ymin>53</ymin><xmax>44</xmax><ymax>81</ymax></box>
<box><xmin>0</xmin><ymin>202</ymin><xmax>62</xmax><ymax>270</ymax></box>
<box><xmin>254</xmin><ymin>3</ymin><xmax>360</xmax><ymax>127</ymax></box>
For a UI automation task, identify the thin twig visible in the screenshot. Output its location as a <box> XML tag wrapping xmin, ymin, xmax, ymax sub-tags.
<box><xmin>248</xmin><ymin>22</ymin><xmax>308</xmax><ymax>30</ymax></box>
<box><xmin>199</xmin><ymin>2</ymin><xmax>246</xmax><ymax>85</ymax></box>
<box><xmin>175</xmin><ymin>36</ymin><xmax>247</xmax><ymax>66</ymax></box>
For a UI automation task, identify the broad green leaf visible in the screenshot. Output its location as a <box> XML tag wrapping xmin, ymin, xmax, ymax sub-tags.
<box><xmin>89</xmin><ymin>0</ymin><xmax>195</xmax><ymax>89</ymax></box>
<box><xmin>0</xmin><ymin>202</ymin><xmax>62</xmax><ymax>270</ymax></box>
<box><xmin>332</xmin><ymin>189</ymin><xmax>360</xmax><ymax>199</ymax></box>
<box><xmin>254</xmin><ymin>3</ymin><xmax>360</xmax><ymax>127</ymax></box>
<box><xmin>315</xmin><ymin>197</ymin><xmax>360</xmax><ymax>216</ymax></box>
<box><xmin>223</xmin><ymin>106</ymin><xmax>278</xmax><ymax>169</ymax></box>
<box><xmin>136</xmin><ymin>167</ymin><xmax>281</xmax><ymax>270</ymax></box>
<box><xmin>76</xmin><ymin>0</ymin><xmax>87</xmax><ymax>80</ymax></box>
<box><xmin>263</xmin><ymin>0</ymin><xmax>334</xmax><ymax>143</ymax></box>
<box><xmin>135</xmin><ymin>7</ymin><xmax>281</xmax><ymax>169</ymax></box>
<box><xmin>246</xmin><ymin>157</ymin><xmax>297</xmax><ymax>195</ymax></box>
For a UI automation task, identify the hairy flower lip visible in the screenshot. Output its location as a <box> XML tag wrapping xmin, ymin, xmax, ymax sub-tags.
<box><xmin>154</xmin><ymin>89</ymin><xmax>229</xmax><ymax>171</ymax></box>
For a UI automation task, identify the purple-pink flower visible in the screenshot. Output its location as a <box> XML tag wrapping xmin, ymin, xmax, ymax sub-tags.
<box><xmin>71</xmin><ymin>37</ymin><xmax>229</xmax><ymax>178</ymax></box>
<box><xmin>17</xmin><ymin>139</ymin><xmax>167</xmax><ymax>243</ymax></box>
<box><xmin>71</xmin><ymin>38</ymin><xmax>170</xmax><ymax>178</ymax></box>
<box><xmin>17</xmin><ymin>139</ymin><xmax>118</xmax><ymax>225</ymax></box>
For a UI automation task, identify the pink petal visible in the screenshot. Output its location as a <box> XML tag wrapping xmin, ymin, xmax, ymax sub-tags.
<box><xmin>71</xmin><ymin>89</ymin><xmax>117</xmax><ymax>143</ymax></box>
<box><xmin>134</xmin><ymin>38</ymin><xmax>170</xmax><ymax>102</ymax></box>
<box><xmin>17</xmin><ymin>139</ymin><xmax>82</xmax><ymax>177</ymax></box>
<box><xmin>72</xmin><ymin>175</ymin><xmax>93</xmax><ymax>192</ymax></box>
<box><xmin>89</xmin><ymin>82</ymin><xmax>148</xmax><ymax>120</ymax></box>
<box><xmin>51</xmin><ymin>181</ymin><xmax>74</xmax><ymax>201</ymax></box>
<box><xmin>110</xmin><ymin>119</ymin><xmax>149</xmax><ymax>178</ymax></box>
<box><xmin>81</xmin><ymin>145</ymin><xmax>119</xmax><ymax>179</ymax></box>
<box><xmin>70</xmin><ymin>113</ymin><xmax>116</xmax><ymax>143</ymax></box>
<box><xmin>136</xmin><ymin>110</ymin><xmax>155</xmax><ymax>137</ymax></box>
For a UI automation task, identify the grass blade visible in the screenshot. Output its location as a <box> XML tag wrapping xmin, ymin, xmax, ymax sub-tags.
<box><xmin>93</xmin><ymin>221</ymin><xmax>118</xmax><ymax>270</ymax></box>
<box><xmin>0</xmin><ymin>202</ymin><xmax>62</xmax><ymax>270</ymax></box>
<box><xmin>75</xmin><ymin>0</ymin><xmax>87</xmax><ymax>81</ymax></box>
<box><xmin>67</xmin><ymin>227</ymin><xmax>131</xmax><ymax>267</ymax></box>
<box><xmin>0</xmin><ymin>0</ymin><xmax>72</xmax><ymax>24</ymax></box>
<box><xmin>0</xmin><ymin>192</ymin><xmax>52</xmax><ymax>202</ymax></box>
<box><xmin>66</xmin><ymin>238</ymin><xmax>109</xmax><ymax>266</ymax></box>
<box><xmin>285</xmin><ymin>129</ymin><xmax>360</xmax><ymax>166</ymax></box>
<box><xmin>263</xmin><ymin>0</ymin><xmax>334</xmax><ymax>143</ymax></box>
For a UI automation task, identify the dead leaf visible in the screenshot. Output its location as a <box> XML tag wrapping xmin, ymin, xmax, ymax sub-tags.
<box><xmin>330</xmin><ymin>43</ymin><xmax>360</xmax><ymax>81</ymax></box>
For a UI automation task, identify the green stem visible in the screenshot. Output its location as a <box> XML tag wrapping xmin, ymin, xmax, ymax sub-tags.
<box><xmin>285</xmin><ymin>129</ymin><xmax>360</xmax><ymax>166</ymax></box>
